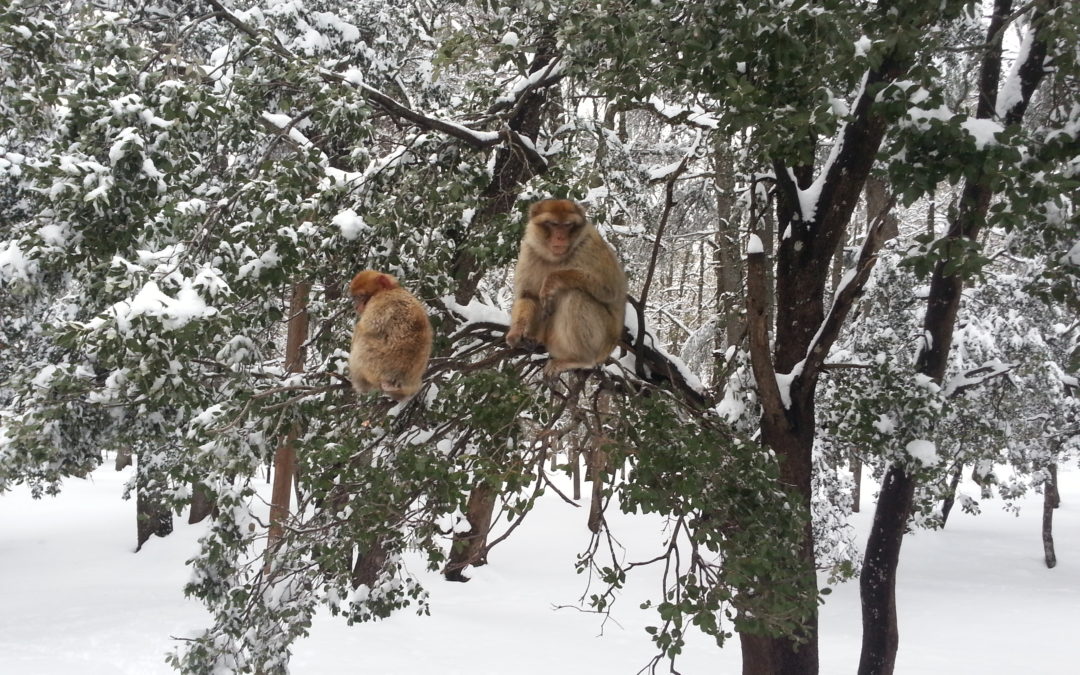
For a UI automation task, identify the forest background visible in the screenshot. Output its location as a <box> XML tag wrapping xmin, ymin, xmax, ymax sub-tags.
<box><xmin>1</xmin><ymin>1</ymin><xmax>1078</xmax><ymax>674</ymax></box>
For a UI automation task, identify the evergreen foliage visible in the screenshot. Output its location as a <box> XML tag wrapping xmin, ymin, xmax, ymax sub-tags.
<box><xmin>1</xmin><ymin>0</ymin><xmax>1077</xmax><ymax>672</ymax></box>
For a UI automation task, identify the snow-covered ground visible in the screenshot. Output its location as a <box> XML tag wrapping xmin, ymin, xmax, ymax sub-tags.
<box><xmin>1</xmin><ymin>463</ymin><xmax>1077</xmax><ymax>674</ymax></box>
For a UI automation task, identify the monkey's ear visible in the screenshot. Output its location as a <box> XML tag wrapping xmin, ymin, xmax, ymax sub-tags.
<box><xmin>528</xmin><ymin>201</ymin><xmax>544</xmax><ymax>219</ymax></box>
<box><xmin>573</xmin><ymin>201</ymin><xmax>586</xmax><ymax>219</ymax></box>
<box><xmin>377</xmin><ymin>274</ymin><xmax>395</xmax><ymax>290</ymax></box>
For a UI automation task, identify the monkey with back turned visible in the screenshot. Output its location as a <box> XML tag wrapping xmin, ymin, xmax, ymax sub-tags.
<box><xmin>348</xmin><ymin>269</ymin><xmax>432</xmax><ymax>402</ymax></box>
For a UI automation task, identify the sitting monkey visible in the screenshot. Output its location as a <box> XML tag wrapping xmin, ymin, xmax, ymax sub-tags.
<box><xmin>348</xmin><ymin>270</ymin><xmax>432</xmax><ymax>401</ymax></box>
<box><xmin>506</xmin><ymin>199</ymin><xmax>627</xmax><ymax>375</ymax></box>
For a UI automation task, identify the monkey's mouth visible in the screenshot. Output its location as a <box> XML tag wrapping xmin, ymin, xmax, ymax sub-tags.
<box><xmin>353</xmin><ymin>296</ymin><xmax>369</xmax><ymax>312</ymax></box>
<box><xmin>550</xmin><ymin>244</ymin><xmax>569</xmax><ymax>256</ymax></box>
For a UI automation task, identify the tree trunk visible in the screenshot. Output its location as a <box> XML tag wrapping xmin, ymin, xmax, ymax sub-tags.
<box><xmin>444</xmin><ymin>481</ymin><xmax>497</xmax><ymax>581</ymax></box>
<box><xmin>452</xmin><ymin>31</ymin><xmax>558</xmax><ymax>303</ymax></box>
<box><xmin>858</xmin><ymin>3</ymin><xmax>1049</xmax><ymax>671</ymax></box>
<box><xmin>938</xmin><ymin>462</ymin><xmax>965</xmax><ymax>528</ymax></box>
<box><xmin>136</xmin><ymin>458</ymin><xmax>173</xmax><ymax>551</ymax></box>
<box><xmin>1049</xmin><ymin>463</ymin><xmax>1061</xmax><ymax>509</ymax></box>
<box><xmin>1043</xmin><ymin>462</ymin><xmax>1057</xmax><ymax>569</ymax></box>
<box><xmin>189</xmin><ymin>482</ymin><xmax>216</xmax><ymax>524</ymax></box>
<box><xmin>571</xmin><ymin>447</ymin><xmax>582</xmax><ymax>501</ymax></box>
<box><xmin>445</xmin><ymin>35</ymin><xmax>560</xmax><ymax>577</ymax></box>
<box><xmin>352</xmin><ymin>540</ymin><xmax>390</xmax><ymax>588</ymax></box>
<box><xmin>586</xmin><ymin>391</ymin><xmax>612</xmax><ymax>534</ymax></box>
<box><xmin>712</xmin><ymin>138</ymin><xmax>742</xmax><ymax>375</ymax></box>
<box><xmin>744</xmin><ymin>236</ymin><xmax>819</xmax><ymax>674</ymax></box>
<box><xmin>587</xmin><ymin>448</ymin><xmax>607</xmax><ymax>534</ymax></box>
<box><xmin>739</xmin><ymin>36</ymin><xmax>912</xmax><ymax>670</ymax></box>
<box><xmin>858</xmin><ymin>465</ymin><xmax>916</xmax><ymax>675</ymax></box>
<box><xmin>265</xmin><ymin>282</ymin><xmax>310</xmax><ymax>569</ymax></box>
<box><xmin>851</xmin><ymin>450</ymin><xmax>862</xmax><ymax>513</ymax></box>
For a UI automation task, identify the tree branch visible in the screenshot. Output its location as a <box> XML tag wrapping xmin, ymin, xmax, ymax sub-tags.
<box><xmin>800</xmin><ymin>195</ymin><xmax>897</xmax><ymax>385</ymax></box>
<box><xmin>204</xmin><ymin>0</ymin><xmax>558</xmax><ymax>158</ymax></box>
<box><xmin>745</xmin><ymin>241</ymin><xmax>787</xmax><ymax>424</ymax></box>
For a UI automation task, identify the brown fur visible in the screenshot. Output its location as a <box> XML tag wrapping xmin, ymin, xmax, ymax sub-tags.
<box><xmin>506</xmin><ymin>199</ymin><xmax>627</xmax><ymax>375</ymax></box>
<box><xmin>348</xmin><ymin>270</ymin><xmax>433</xmax><ymax>401</ymax></box>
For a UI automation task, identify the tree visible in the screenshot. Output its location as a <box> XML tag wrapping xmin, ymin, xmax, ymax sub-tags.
<box><xmin>566</xmin><ymin>1</ymin><xmax>1079</xmax><ymax>672</ymax></box>
<box><xmin>2</xmin><ymin>1</ymin><xmax>1077</xmax><ymax>673</ymax></box>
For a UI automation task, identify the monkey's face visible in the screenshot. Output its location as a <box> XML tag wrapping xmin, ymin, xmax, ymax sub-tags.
<box><xmin>352</xmin><ymin>292</ymin><xmax>371</xmax><ymax>314</ymax></box>
<box><xmin>530</xmin><ymin>199</ymin><xmax>586</xmax><ymax>258</ymax></box>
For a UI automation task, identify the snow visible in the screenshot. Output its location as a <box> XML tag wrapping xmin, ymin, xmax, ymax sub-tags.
<box><xmin>1</xmin><ymin>462</ymin><xmax>1078</xmax><ymax>673</ymax></box>
<box><xmin>746</xmin><ymin>233</ymin><xmax>763</xmax><ymax>255</ymax></box>
<box><xmin>108</xmin><ymin>127</ymin><xmax>144</xmax><ymax>164</ymax></box>
<box><xmin>261</xmin><ymin>112</ymin><xmax>315</xmax><ymax>148</ymax></box>
<box><xmin>442</xmin><ymin>296</ymin><xmax>510</xmax><ymax>325</ymax></box>
<box><xmin>0</xmin><ymin>240</ymin><xmax>33</xmax><ymax>281</ymax></box>
<box><xmin>775</xmin><ymin>359</ymin><xmax>805</xmax><ymax>409</ymax></box>
<box><xmin>872</xmin><ymin>413</ymin><xmax>896</xmax><ymax>434</ymax></box>
<box><xmin>100</xmin><ymin>280</ymin><xmax>216</xmax><ymax>334</ymax></box>
<box><xmin>647</xmin><ymin>96</ymin><xmax>720</xmax><ymax>129</ymax></box>
<box><xmin>853</xmin><ymin>35</ymin><xmax>872</xmax><ymax>57</ymax></box>
<box><xmin>311</xmin><ymin>11</ymin><xmax>360</xmax><ymax>43</ymax></box>
<box><xmin>960</xmin><ymin>118</ymin><xmax>1004</xmax><ymax>149</ymax></box>
<box><xmin>905</xmin><ymin>439</ymin><xmax>940</xmax><ymax>467</ymax></box>
<box><xmin>647</xmin><ymin>157</ymin><xmax>684</xmax><ymax>181</ymax></box>
<box><xmin>944</xmin><ymin>359</ymin><xmax>1014</xmax><ymax>397</ymax></box>
<box><xmin>331</xmin><ymin>208</ymin><xmax>370</xmax><ymax>240</ymax></box>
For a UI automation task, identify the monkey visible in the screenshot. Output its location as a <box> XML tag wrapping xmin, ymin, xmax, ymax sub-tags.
<box><xmin>348</xmin><ymin>270</ymin><xmax>433</xmax><ymax>402</ymax></box>
<box><xmin>506</xmin><ymin>199</ymin><xmax>627</xmax><ymax>376</ymax></box>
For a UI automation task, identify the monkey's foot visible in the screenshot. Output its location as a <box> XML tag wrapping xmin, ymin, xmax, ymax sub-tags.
<box><xmin>505</xmin><ymin>326</ymin><xmax>524</xmax><ymax>348</ymax></box>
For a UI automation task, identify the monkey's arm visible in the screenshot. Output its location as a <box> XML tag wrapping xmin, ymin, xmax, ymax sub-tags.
<box><xmin>540</xmin><ymin>262</ymin><xmax>622</xmax><ymax>307</ymax></box>
<box><xmin>506</xmin><ymin>292</ymin><xmax>540</xmax><ymax>347</ymax></box>
<box><xmin>540</xmin><ymin>234</ymin><xmax>623</xmax><ymax>305</ymax></box>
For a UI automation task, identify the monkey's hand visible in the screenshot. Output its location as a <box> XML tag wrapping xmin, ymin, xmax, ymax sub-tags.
<box><xmin>539</xmin><ymin>276</ymin><xmax>563</xmax><ymax>310</ymax></box>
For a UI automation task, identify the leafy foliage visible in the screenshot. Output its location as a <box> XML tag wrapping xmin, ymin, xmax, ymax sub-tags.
<box><xmin>2</xmin><ymin>0</ymin><xmax>1078</xmax><ymax>672</ymax></box>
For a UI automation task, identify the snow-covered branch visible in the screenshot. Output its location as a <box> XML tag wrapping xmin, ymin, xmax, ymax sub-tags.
<box><xmin>206</xmin><ymin>0</ymin><xmax>555</xmax><ymax>165</ymax></box>
<box><xmin>944</xmin><ymin>360</ymin><xmax>1016</xmax><ymax>398</ymax></box>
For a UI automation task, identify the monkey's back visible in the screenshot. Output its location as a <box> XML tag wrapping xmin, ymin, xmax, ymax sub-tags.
<box><xmin>351</xmin><ymin>288</ymin><xmax>432</xmax><ymax>389</ymax></box>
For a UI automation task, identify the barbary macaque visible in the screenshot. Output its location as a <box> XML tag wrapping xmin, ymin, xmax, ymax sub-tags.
<box><xmin>506</xmin><ymin>199</ymin><xmax>627</xmax><ymax>375</ymax></box>
<box><xmin>348</xmin><ymin>270</ymin><xmax>433</xmax><ymax>401</ymax></box>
